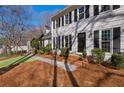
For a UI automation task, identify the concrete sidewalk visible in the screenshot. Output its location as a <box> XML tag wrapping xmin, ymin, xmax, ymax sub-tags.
<box><xmin>33</xmin><ymin>56</ymin><xmax>77</xmax><ymax>71</ymax></box>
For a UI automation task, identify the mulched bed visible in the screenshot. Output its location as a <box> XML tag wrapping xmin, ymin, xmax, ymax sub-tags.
<box><xmin>37</xmin><ymin>53</ymin><xmax>83</xmax><ymax>67</ymax></box>
<box><xmin>0</xmin><ymin>61</ymin><xmax>124</xmax><ymax>87</ymax></box>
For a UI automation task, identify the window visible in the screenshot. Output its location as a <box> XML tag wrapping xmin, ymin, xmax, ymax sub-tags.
<box><xmin>69</xmin><ymin>35</ymin><xmax>72</xmax><ymax>50</ymax></box>
<box><xmin>113</xmin><ymin>5</ymin><xmax>120</xmax><ymax>10</ymax></box>
<box><xmin>101</xmin><ymin>5</ymin><xmax>110</xmax><ymax>12</ymax></box>
<box><xmin>94</xmin><ymin>5</ymin><xmax>99</xmax><ymax>16</ymax></box>
<box><xmin>62</xmin><ymin>16</ymin><xmax>64</xmax><ymax>26</ymax></box>
<box><xmin>62</xmin><ymin>35</ymin><xmax>64</xmax><ymax>47</ymax></box>
<box><xmin>94</xmin><ymin>30</ymin><xmax>99</xmax><ymax>48</ymax></box>
<box><xmin>113</xmin><ymin>27</ymin><xmax>120</xmax><ymax>53</ymax></box>
<box><xmin>69</xmin><ymin>12</ymin><xmax>72</xmax><ymax>24</ymax></box>
<box><xmin>65</xmin><ymin>14</ymin><xmax>69</xmax><ymax>24</ymax></box>
<box><xmin>53</xmin><ymin>20</ymin><xmax>55</xmax><ymax>29</ymax></box>
<box><xmin>74</xmin><ymin>9</ymin><xmax>77</xmax><ymax>22</ymax></box>
<box><xmin>102</xmin><ymin>30</ymin><xmax>111</xmax><ymax>52</ymax></box>
<box><xmin>79</xmin><ymin>6</ymin><xmax>85</xmax><ymax>20</ymax></box>
<box><xmin>85</xmin><ymin>5</ymin><xmax>89</xmax><ymax>18</ymax></box>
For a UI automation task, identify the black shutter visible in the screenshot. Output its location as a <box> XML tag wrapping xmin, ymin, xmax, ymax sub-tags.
<box><xmin>69</xmin><ymin>35</ymin><xmax>72</xmax><ymax>50</ymax></box>
<box><xmin>113</xmin><ymin>27</ymin><xmax>120</xmax><ymax>53</ymax></box>
<box><xmin>85</xmin><ymin>5</ymin><xmax>89</xmax><ymax>18</ymax></box>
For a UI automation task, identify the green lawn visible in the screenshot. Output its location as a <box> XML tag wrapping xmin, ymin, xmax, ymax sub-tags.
<box><xmin>0</xmin><ymin>55</ymin><xmax>36</xmax><ymax>68</ymax></box>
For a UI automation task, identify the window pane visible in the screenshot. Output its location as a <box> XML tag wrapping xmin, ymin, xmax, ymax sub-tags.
<box><xmin>102</xmin><ymin>30</ymin><xmax>111</xmax><ymax>52</ymax></box>
<box><xmin>101</xmin><ymin>5</ymin><xmax>110</xmax><ymax>12</ymax></box>
<box><xmin>79</xmin><ymin>6</ymin><xmax>84</xmax><ymax>13</ymax></box>
<box><xmin>79</xmin><ymin>6</ymin><xmax>84</xmax><ymax>20</ymax></box>
<box><xmin>79</xmin><ymin>13</ymin><xmax>84</xmax><ymax>20</ymax></box>
<box><xmin>113</xmin><ymin>5</ymin><xmax>120</xmax><ymax>10</ymax></box>
<box><xmin>65</xmin><ymin>14</ymin><xmax>69</xmax><ymax>24</ymax></box>
<box><xmin>94</xmin><ymin>5</ymin><xmax>99</xmax><ymax>16</ymax></box>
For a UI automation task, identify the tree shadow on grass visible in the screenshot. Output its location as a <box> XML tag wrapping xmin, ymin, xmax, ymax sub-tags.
<box><xmin>0</xmin><ymin>53</ymin><xmax>36</xmax><ymax>75</ymax></box>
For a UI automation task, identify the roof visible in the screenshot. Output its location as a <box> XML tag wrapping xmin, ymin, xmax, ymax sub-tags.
<box><xmin>51</xmin><ymin>5</ymin><xmax>80</xmax><ymax>20</ymax></box>
<box><xmin>44</xmin><ymin>25</ymin><xmax>50</xmax><ymax>30</ymax></box>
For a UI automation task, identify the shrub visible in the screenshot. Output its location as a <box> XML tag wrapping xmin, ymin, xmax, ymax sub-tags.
<box><xmin>10</xmin><ymin>51</ymin><xmax>16</xmax><ymax>55</ymax></box>
<box><xmin>39</xmin><ymin>44</ymin><xmax>52</xmax><ymax>54</ymax></box>
<box><xmin>60</xmin><ymin>47</ymin><xmax>68</xmax><ymax>57</ymax></box>
<box><xmin>111</xmin><ymin>53</ymin><xmax>124</xmax><ymax>69</ymax></box>
<box><xmin>92</xmin><ymin>48</ymin><xmax>105</xmax><ymax>64</ymax></box>
<box><xmin>30</xmin><ymin>38</ymin><xmax>39</xmax><ymax>49</ymax></box>
<box><xmin>44</xmin><ymin>44</ymin><xmax>52</xmax><ymax>53</ymax></box>
<box><xmin>32</xmin><ymin>49</ymin><xmax>38</xmax><ymax>54</ymax></box>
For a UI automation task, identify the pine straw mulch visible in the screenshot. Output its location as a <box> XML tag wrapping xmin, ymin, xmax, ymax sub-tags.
<box><xmin>0</xmin><ymin>60</ymin><xmax>124</xmax><ymax>87</ymax></box>
<box><xmin>38</xmin><ymin>53</ymin><xmax>83</xmax><ymax>67</ymax></box>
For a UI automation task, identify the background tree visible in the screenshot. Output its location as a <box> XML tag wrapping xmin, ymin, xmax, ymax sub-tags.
<box><xmin>30</xmin><ymin>38</ymin><xmax>39</xmax><ymax>50</ymax></box>
<box><xmin>0</xmin><ymin>6</ymin><xmax>32</xmax><ymax>54</ymax></box>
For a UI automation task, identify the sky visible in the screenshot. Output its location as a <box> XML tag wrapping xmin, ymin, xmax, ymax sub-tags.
<box><xmin>31</xmin><ymin>5</ymin><xmax>65</xmax><ymax>26</ymax></box>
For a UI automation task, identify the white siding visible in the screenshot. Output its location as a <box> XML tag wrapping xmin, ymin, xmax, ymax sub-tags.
<box><xmin>51</xmin><ymin>5</ymin><xmax>124</xmax><ymax>59</ymax></box>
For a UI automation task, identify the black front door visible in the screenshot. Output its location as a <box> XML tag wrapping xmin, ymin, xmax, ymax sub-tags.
<box><xmin>78</xmin><ymin>32</ymin><xmax>86</xmax><ymax>52</ymax></box>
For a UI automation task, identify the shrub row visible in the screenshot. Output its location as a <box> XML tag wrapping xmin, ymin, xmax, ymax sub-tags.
<box><xmin>111</xmin><ymin>53</ymin><xmax>124</xmax><ymax>69</ymax></box>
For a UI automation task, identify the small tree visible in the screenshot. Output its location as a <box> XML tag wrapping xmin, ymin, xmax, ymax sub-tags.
<box><xmin>30</xmin><ymin>38</ymin><xmax>39</xmax><ymax>50</ymax></box>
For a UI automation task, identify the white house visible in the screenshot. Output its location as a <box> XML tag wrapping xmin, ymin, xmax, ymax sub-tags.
<box><xmin>39</xmin><ymin>26</ymin><xmax>51</xmax><ymax>47</ymax></box>
<box><xmin>51</xmin><ymin>5</ymin><xmax>124</xmax><ymax>60</ymax></box>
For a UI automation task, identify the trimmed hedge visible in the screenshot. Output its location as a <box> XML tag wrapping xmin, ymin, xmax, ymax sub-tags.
<box><xmin>92</xmin><ymin>48</ymin><xmax>105</xmax><ymax>64</ymax></box>
<box><xmin>111</xmin><ymin>53</ymin><xmax>124</xmax><ymax>69</ymax></box>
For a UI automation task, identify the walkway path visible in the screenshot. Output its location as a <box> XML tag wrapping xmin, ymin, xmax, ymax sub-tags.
<box><xmin>33</xmin><ymin>56</ymin><xmax>77</xmax><ymax>71</ymax></box>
